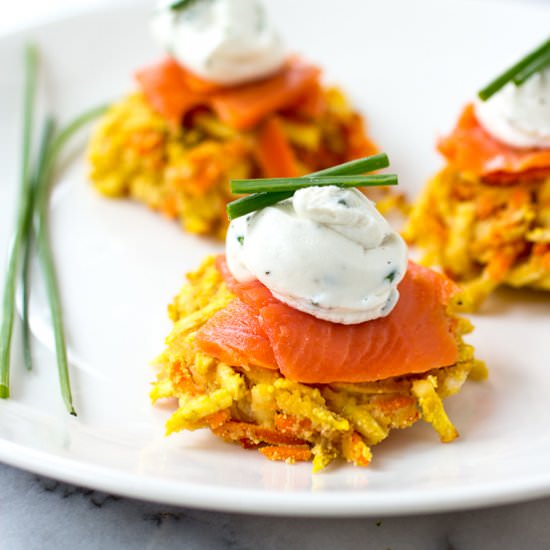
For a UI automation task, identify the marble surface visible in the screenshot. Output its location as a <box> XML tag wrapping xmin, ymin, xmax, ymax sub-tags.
<box><xmin>2</xmin><ymin>462</ymin><xmax>550</xmax><ymax>550</ymax></box>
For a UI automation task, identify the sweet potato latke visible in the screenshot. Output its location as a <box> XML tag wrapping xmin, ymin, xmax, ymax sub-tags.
<box><xmin>151</xmin><ymin>257</ymin><xmax>486</xmax><ymax>471</ymax></box>
<box><xmin>87</xmin><ymin>58</ymin><xmax>395</xmax><ymax>239</ymax></box>
<box><xmin>404</xmin><ymin>105</ymin><xmax>550</xmax><ymax>310</ymax></box>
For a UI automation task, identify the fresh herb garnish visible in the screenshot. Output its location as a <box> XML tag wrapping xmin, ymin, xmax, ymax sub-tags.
<box><xmin>0</xmin><ymin>45</ymin><xmax>38</xmax><ymax>397</ymax></box>
<box><xmin>512</xmin><ymin>47</ymin><xmax>550</xmax><ymax>87</ymax></box>
<box><xmin>226</xmin><ymin>153</ymin><xmax>395</xmax><ymax>220</ymax></box>
<box><xmin>169</xmin><ymin>0</ymin><xmax>198</xmax><ymax>11</ymax></box>
<box><xmin>33</xmin><ymin>104</ymin><xmax>108</xmax><ymax>416</ymax></box>
<box><xmin>231</xmin><ymin>174</ymin><xmax>397</xmax><ymax>194</ymax></box>
<box><xmin>1</xmin><ymin>43</ymin><xmax>108</xmax><ymax>413</ymax></box>
<box><xmin>21</xmin><ymin>118</ymin><xmax>56</xmax><ymax>372</ymax></box>
<box><xmin>478</xmin><ymin>37</ymin><xmax>550</xmax><ymax>101</ymax></box>
<box><xmin>227</xmin><ymin>191</ymin><xmax>293</xmax><ymax>220</ymax></box>
<box><xmin>236</xmin><ymin>235</ymin><xmax>244</xmax><ymax>245</ymax></box>
<box><xmin>385</xmin><ymin>270</ymin><xmax>397</xmax><ymax>283</ymax></box>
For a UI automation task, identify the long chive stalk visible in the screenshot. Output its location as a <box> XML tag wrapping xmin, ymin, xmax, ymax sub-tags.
<box><xmin>33</xmin><ymin>104</ymin><xmax>108</xmax><ymax>415</ymax></box>
<box><xmin>478</xmin><ymin>37</ymin><xmax>550</xmax><ymax>101</ymax></box>
<box><xmin>231</xmin><ymin>174</ymin><xmax>397</xmax><ymax>194</ymax></box>
<box><xmin>0</xmin><ymin>45</ymin><xmax>38</xmax><ymax>398</ymax></box>
<box><xmin>21</xmin><ymin>119</ymin><xmax>56</xmax><ymax>371</ymax></box>
<box><xmin>226</xmin><ymin>191</ymin><xmax>293</xmax><ymax>220</ymax></box>
<box><xmin>512</xmin><ymin>48</ymin><xmax>550</xmax><ymax>86</ymax></box>
<box><xmin>308</xmin><ymin>153</ymin><xmax>389</xmax><ymax>177</ymax></box>
<box><xmin>227</xmin><ymin>153</ymin><xmax>393</xmax><ymax>220</ymax></box>
<box><xmin>170</xmin><ymin>0</ymin><xmax>196</xmax><ymax>10</ymax></box>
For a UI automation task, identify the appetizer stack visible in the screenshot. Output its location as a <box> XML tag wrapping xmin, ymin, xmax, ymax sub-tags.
<box><xmin>152</xmin><ymin>156</ymin><xmax>486</xmax><ymax>470</ymax></box>
<box><xmin>87</xmin><ymin>0</ymin><xmax>378</xmax><ymax>238</ymax></box>
<box><xmin>405</xmin><ymin>39</ymin><xmax>550</xmax><ymax>309</ymax></box>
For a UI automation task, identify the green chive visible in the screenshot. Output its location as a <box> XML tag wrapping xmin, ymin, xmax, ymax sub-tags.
<box><xmin>227</xmin><ymin>191</ymin><xmax>293</xmax><ymax>220</ymax></box>
<box><xmin>231</xmin><ymin>174</ymin><xmax>397</xmax><ymax>194</ymax></box>
<box><xmin>478</xmin><ymin>37</ymin><xmax>550</xmax><ymax>101</ymax></box>
<box><xmin>308</xmin><ymin>153</ymin><xmax>389</xmax><ymax>177</ymax></box>
<box><xmin>226</xmin><ymin>153</ymin><xmax>393</xmax><ymax>220</ymax></box>
<box><xmin>21</xmin><ymin>119</ymin><xmax>56</xmax><ymax>371</ymax></box>
<box><xmin>512</xmin><ymin>48</ymin><xmax>550</xmax><ymax>86</ymax></box>
<box><xmin>33</xmin><ymin>103</ymin><xmax>108</xmax><ymax>416</ymax></box>
<box><xmin>0</xmin><ymin>44</ymin><xmax>38</xmax><ymax>398</ymax></box>
<box><xmin>170</xmin><ymin>0</ymin><xmax>196</xmax><ymax>11</ymax></box>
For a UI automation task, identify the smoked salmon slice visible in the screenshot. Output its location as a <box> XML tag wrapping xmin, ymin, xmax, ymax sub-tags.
<box><xmin>136</xmin><ymin>57</ymin><xmax>321</xmax><ymax>130</ymax></box>
<box><xmin>196</xmin><ymin>299</ymin><xmax>278</xmax><ymax>370</ymax></box>
<box><xmin>195</xmin><ymin>256</ymin><xmax>460</xmax><ymax>384</ymax></box>
<box><xmin>438</xmin><ymin>104</ymin><xmax>550</xmax><ymax>183</ymax></box>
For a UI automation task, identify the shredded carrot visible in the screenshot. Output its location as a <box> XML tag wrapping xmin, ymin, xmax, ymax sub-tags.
<box><xmin>274</xmin><ymin>413</ymin><xmax>313</xmax><ymax>436</ymax></box>
<box><xmin>255</xmin><ymin>116</ymin><xmax>299</xmax><ymax>177</ymax></box>
<box><xmin>533</xmin><ymin>244</ymin><xmax>550</xmax><ymax>269</ymax></box>
<box><xmin>127</xmin><ymin>128</ymin><xmax>164</xmax><ymax>155</ymax></box>
<box><xmin>259</xmin><ymin>445</ymin><xmax>312</xmax><ymax>463</ymax></box>
<box><xmin>212</xmin><ymin>421</ymin><xmax>307</xmax><ymax>446</ymax></box>
<box><xmin>291</xmin><ymin>81</ymin><xmax>325</xmax><ymax>118</ymax></box>
<box><xmin>486</xmin><ymin>247</ymin><xmax>520</xmax><ymax>281</ymax></box>
<box><xmin>370</xmin><ymin>394</ymin><xmax>417</xmax><ymax>414</ymax></box>
<box><xmin>475</xmin><ymin>193</ymin><xmax>499</xmax><ymax>219</ymax></box>
<box><xmin>205</xmin><ymin>409</ymin><xmax>231</xmax><ymax>429</ymax></box>
<box><xmin>509</xmin><ymin>187</ymin><xmax>530</xmax><ymax>210</ymax></box>
<box><xmin>341</xmin><ymin>432</ymin><xmax>371</xmax><ymax>467</ymax></box>
<box><xmin>159</xmin><ymin>194</ymin><xmax>179</xmax><ymax>219</ymax></box>
<box><xmin>169</xmin><ymin>361</ymin><xmax>200</xmax><ymax>395</ymax></box>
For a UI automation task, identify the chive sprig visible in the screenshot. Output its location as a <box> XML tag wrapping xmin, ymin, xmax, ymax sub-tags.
<box><xmin>478</xmin><ymin>37</ymin><xmax>550</xmax><ymax>101</ymax></box>
<box><xmin>169</xmin><ymin>0</ymin><xmax>196</xmax><ymax>11</ymax></box>
<box><xmin>33</xmin><ymin>104</ymin><xmax>108</xmax><ymax>415</ymax></box>
<box><xmin>231</xmin><ymin>174</ymin><xmax>397</xmax><ymax>194</ymax></box>
<box><xmin>1</xmin><ymin>43</ymin><xmax>108</xmax><ymax>413</ymax></box>
<box><xmin>21</xmin><ymin>119</ymin><xmax>56</xmax><ymax>372</ymax></box>
<box><xmin>0</xmin><ymin>45</ymin><xmax>38</xmax><ymax>397</ymax></box>
<box><xmin>226</xmin><ymin>153</ymin><xmax>396</xmax><ymax>220</ymax></box>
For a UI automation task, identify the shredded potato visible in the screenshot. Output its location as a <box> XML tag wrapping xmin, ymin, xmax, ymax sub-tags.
<box><xmin>87</xmin><ymin>86</ymin><xmax>396</xmax><ymax>239</ymax></box>
<box><xmin>404</xmin><ymin>168</ymin><xmax>550</xmax><ymax>310</ymax></box>
<box><xmin>152</xmin><ymin>257</ymin><xmax>486</xmax><ymax>471</ymax></box>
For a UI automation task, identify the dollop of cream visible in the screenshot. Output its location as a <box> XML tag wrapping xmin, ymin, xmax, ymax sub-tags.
<box><xmin>226</xmin><ymin>186</ymin><xmax>408</xmax><ymax>325</ymax></box>
<box><xmin>151</xmin><ymin>0</ymin><xmax>286</xmax><ymax>86</ymax></box>
<box><xmin>474</xmin><ymin>67</ymin><xmax>550</xmax><ymax>149</ymax></box>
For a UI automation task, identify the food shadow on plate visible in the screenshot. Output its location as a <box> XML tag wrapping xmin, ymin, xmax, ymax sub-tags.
<box><xmin>476</xmin><ymin>286</ymin><xmax>550</xmax><ymax>316</ymax></box>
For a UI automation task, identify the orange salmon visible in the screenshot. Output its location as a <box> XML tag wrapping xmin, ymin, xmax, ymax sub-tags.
<box><xmin>136</xmin><ymin>57</ymin><xmax>320</xmax><ymax>130</ymax></box>
<box><xmin>438</xmin><ymin>103</ymin><xmax>550</xmax><ymax>183</ymax></box>
<box><xmin>195</xmin><ymin>257</ymin><xmax>460</xmax><ymax>384</ymax></box>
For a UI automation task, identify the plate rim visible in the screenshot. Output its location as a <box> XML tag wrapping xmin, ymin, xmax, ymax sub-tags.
<box><xmin>3</xmin><ymin>435</ymin><xmax>550</xmax><ymax>517</ymax></box>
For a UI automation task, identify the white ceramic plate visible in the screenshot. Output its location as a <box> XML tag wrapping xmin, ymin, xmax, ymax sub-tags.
<box><xmin>0</xmin><ymin>0</ymin><xmax>549</xmax><ymax>517</ymax></box>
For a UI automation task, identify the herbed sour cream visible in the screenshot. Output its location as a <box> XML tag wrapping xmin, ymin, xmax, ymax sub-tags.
<box><xmin>151</xmin><ymin>0</ymin><xmax>286</xmax><ymax>86</ymax></box>
<box><xmin>226</xmin><ymin>186</ymin><xmax>408</xmax><ymax>325</ymax></box>
<box><xmin>474</xmin><ymin>67</ymin><xmax>550</xmax><ymax>149</ymax></box>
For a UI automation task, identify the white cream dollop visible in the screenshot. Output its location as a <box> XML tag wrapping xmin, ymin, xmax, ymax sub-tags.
<box><xmin>226</xmin><ymin>186</ymin><xmax>408</xmax><ymax>325</ymax></box>
<box><xmin>150</xmin><ymin>0</ymin><xmax>286</xmax><ymax>86</ymax></box>
<box><xmin>474</xmin><ymin>67</ymin><xmax>550</xmax><ymax>149</ymax></box>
